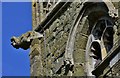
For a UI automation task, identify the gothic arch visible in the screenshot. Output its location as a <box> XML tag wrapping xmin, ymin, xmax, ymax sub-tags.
<box><xmin>65</xmin><ymin>1</ymin><xmax>115</xmax><ymax>76</ymax></box>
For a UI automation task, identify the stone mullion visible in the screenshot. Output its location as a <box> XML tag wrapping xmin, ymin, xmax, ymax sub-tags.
<box><xmin>32</xmin><ymin>0</ymin><xmax>37</xmax><ymax>29</ymax></box>
<box><xmin>35</xmin><ymin>0</ymin><xmax>39</xmax><ymax>28</ymax></box>
<box><xmin>39</xmin><ymin>2</ymin><xmax>44</xmax><ymax>23</ymax></box>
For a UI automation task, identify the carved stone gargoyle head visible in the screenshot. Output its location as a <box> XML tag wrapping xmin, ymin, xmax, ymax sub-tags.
<box><xmin>11</xmin><ymin>31</ymin><xmax>43</xmax><ymax>50</ymax></box>
<box><xmin>11</xmin><ymin>36</ymin><xmax>32</xmax><ymax>50</ymax></box>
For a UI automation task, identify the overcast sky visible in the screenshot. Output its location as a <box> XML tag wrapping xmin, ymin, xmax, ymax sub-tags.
<box><xmin>2</xmin><ymin>2</ymin><xmax>32</xmax><ymax>76</ymax></box>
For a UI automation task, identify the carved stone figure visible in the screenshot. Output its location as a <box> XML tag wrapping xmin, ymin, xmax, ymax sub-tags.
<box><xmin>11</xmin><ymin>31</ymin><xmax>43</xmax><ymax>50</ymax></box>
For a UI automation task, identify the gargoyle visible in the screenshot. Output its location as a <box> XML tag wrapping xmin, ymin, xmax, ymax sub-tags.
<box><xmin>11</xmin><ymin>31</ymin><xmax>43</xmax><ymax>50</ymax></box>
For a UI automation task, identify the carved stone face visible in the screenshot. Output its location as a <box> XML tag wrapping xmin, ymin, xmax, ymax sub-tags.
<box><xmin>11</xmin><ymin>36</ymin><xmax>31</xmax><ymax>50</ymax></box>
<box><xmin>11</xmin><ymin>31</ymin><xmax>43</xmax><ymax>50</ymax></box>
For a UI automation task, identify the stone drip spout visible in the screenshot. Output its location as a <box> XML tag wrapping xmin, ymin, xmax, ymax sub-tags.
<box><xmin>11</xmin><ymin>31</ymin><xmax>43</xmax><ymax>50</ymax></box>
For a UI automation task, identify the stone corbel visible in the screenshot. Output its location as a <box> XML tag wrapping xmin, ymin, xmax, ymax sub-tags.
<box><xmin>11</xmin><ymin>31</ymin><xmax>43</xmax><ymax>50</ymax></box>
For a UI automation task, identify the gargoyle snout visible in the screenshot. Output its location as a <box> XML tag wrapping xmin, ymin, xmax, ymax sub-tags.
<box><xmin>11</xmin><ymin>36</ymin><xmax>20</xmax><ymax>49</ymax></box>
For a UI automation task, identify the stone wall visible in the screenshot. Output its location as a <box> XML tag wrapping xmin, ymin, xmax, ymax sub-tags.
<box><xmin>30</xmin><ymin>2</ymin><xmax>88</xmax><ymax>76</ymax></box>
<box><xmin>30</xmin><ymin>1</ymin><xmax>120</xmax><ymax>77</ymax></box>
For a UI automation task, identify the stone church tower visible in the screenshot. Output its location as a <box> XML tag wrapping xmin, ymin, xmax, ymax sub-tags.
<box><xmin>11</xmin><ymin>0</ymin><xmax>120</xmax><ymax>77</ymax></box>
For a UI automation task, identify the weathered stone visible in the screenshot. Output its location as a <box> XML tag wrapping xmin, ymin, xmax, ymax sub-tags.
<box><xmin>11</xmin><ymin>1</ymin><xmax>120</xmax><ymax>77</ymax></box>
<box><xmin>75</xmin><ymin>35</ymin><xmax>88</xmax><ymax>49</ymax></box>
<box><xmin>72</xmin><ymin>63</ymin><xmax>85</xmax><ymax>76</ymax></box>
<box><xmin>73</xmin><ymin>49</ymin><xmax>85</xmax><ymax>63</ymax></box>
<box><xmin>52</xmin><ymin>57</ymin><xmax>64</xmax><ymax>74</ymax></box>
<box><xmin>31</xmin><ymin>38</ymin><xmax>40</xmax><ymax>46</ymax></box>
<box><xmin>11</xmin><ymin>31</ymin><xmax>43</xmax><ymax>50</ymax></box>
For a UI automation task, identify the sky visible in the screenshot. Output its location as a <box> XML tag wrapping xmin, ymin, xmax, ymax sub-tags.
<box><xmin>2</xmin><ymin>2</ymin><xmax>32</xmax><ymax>76</ymax></box>
<box><xmin>0</xmin><ymin>2</ymin><xmax>2</xmax><ymax>78</ymax></box>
